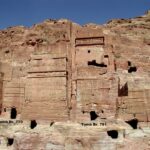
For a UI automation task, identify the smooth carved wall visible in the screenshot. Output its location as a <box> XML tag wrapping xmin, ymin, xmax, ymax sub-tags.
<box><xmin>0</xmin><ymin>20</ymin><xmax>149</xmax><ymax>125</ymax></box>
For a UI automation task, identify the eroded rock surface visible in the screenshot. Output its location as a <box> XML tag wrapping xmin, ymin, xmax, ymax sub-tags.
<box><xmin>0</xmin><ymin>11</ymin><xmax>150</xmax><ymax>150</ymax></box>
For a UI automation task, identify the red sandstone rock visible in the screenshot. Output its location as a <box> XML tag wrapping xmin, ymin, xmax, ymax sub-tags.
<box><xmin>0</xmin><ymin>11</ymin><xmax>149</xmax><ymax>150</ymax></box>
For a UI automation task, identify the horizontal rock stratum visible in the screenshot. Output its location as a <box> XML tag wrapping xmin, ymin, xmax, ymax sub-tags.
<box><xmin>0</xmin><ymin>11</ymin><xmax>150</xmax><ymax>150</ymax></box>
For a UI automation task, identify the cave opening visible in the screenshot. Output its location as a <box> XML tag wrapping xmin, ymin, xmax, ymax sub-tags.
<box><xmin>30</xmin><ymin>120</ymin><xmax>37</xmax><ymax>129</ymax></box>
<box><xmin>128</xmin><ymin>66</ymin><xmax>137</xmax><ymax>73</ymax></box>
<box><xmin>88</xmin><ymin>60</ymin><xmax>107</xmax><ymax>67</ymax></box>
<box><xmin>10</xmin><ymin>107</ymin><xmax>17</xmax><ymax>119</ymax></box>
<box><xmin>128</xmin><ymin>61</ymin><xmax>131</xmax><ymax>66</ymax></box>
<box><xmin>126</xmin><ymin>119</ymin><xmax>138</xmax><ymax>129</ymax></box>
<box><xmin>90</xmin><ymin>111</ymin><xmax>99</xmax><ymax>120</ymax></box>
<box><xmin>7</xmin><ymin>138</ymin><xmax>14</xmax><ymax>146</ymax></box>
<box><xmin>107</xmin><ymin>130</ymin><xmax>118</xmax><ymax>139</ymax></box>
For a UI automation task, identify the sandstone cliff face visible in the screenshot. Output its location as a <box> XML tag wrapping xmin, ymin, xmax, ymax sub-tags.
<box><xmin>0</xmin><ymin>12</ymin><xmax>149</xmax><ymax>150</ymax></box>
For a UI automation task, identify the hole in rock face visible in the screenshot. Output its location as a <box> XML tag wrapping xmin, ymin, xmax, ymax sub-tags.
<box><xmin>107</xmin><ymin>130</ymin><xmax>118</xmax><ymax>139</ymax></box>
<box><xmin>104</xmin><ymin>55</ymin><xmax>109</xmax><ymax>58</ymax></box>
<box><xmin>5</xmin><ymin>50</ymin><xmax>10</xmax><ymax>54</ymax></box>
<box><xmin>128</xmin><ymin>61</ymin><xmax>131</xmax><ymax>66</ymax></box>
<box><xmin>30</xmin><ymin>120</ymin><xmax>37</xmax><ymax>129</ymax></box>
<box><xmin>31</xmin><ymin>42</ymin><xmax>36</xmax><ymax>46</ymax></box>
<box><xmin>7</xmin><ymin>138</ymin><xmax>14</xmax><ymax>146</ymax></box>
<box><xmin>118</xmin><ymin>82</ymin><xmax>128</xmax><ymax>96</ymax></box>
<box><xmin>63</xmin><ymin>34</ymin><xmax>66</xmax><ymax>38</ymax></box>
<box><xmin>10</xmin><ymin>108</ymin><xmax>17</xmax><ymax>119</ymax></box>
<box><xmin>90</xmin><ymin>111</ymin><xmax>99</xmax><ymax>120</ymax></box>
<box><xmin>82</xmin><ymin>110</ymin><xmax>85</xmax><ymax>114</ymax></box>
<box><xmin>88</xmin><ymin>50</ymin><xmax>91</xmax><ymax>53</ymax></box>
<box><xmin>88</xmin><ymin>60</ymin><xmax>107</xmax><ymax>67</ymax></box>
<box><xmin>128</xmin><ymin>66</ymin><xmax>137</xmax><ymax>73</ymax></box>
<box><xmin>50</xmin><ymin>122</ymin><xmax>54</xmax><ymax>126</ymax></box>
<box><xmin>126</xmin><ymin>119</ymin><xmax>138</xmax><ymax>129</ymax></box>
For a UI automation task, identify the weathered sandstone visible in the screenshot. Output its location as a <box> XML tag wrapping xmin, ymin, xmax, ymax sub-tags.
<box><xmin>0</xmin><ymin>11</ymin><xmax>150</xmax><ymax>150</ymax></box>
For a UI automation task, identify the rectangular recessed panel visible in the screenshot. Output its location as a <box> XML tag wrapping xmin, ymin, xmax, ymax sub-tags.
<box><xmin>2</xmin><ymin>81</ymin><xmax>25</xmax><ymax>112</ymax></box>
<box><xmin>25</xmin><ymin>77</ymin><xmax>66</xmax><ymax>101</ymax></box>
<box><xmin>22</xmin><ymin>77</ymin><xmax>68</xmax><ymax>120</ymax></box>
<box><xmin>28</xmin><ymin>58</ymin><xmax>66</xmax><ymax>73</ymax></box>
<box><xmin>21</xmin><ymin>101</ymin><xmax>68</xmax><ymax>120</ymax></box>
<box><xmin>75</xmin><ymin>37</ymin><xmax>104</xmax><ymax>46</ymax></box>
<box><xmin>77</xmin><ymin>79</ymin><xmax>111</xmax><ymax>105</ymax></box>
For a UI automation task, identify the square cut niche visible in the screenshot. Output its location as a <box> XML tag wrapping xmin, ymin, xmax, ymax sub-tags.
<box><xmin>104</xmin><ymin>55</ymin><xmax>109</xmax><ymax>58</ymax></box>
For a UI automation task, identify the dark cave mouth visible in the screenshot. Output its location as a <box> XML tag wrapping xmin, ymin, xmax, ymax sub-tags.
<box><xmin>90</xmin><ymin>111</ymin><xmax>99</xmax><ymax>120</ymax></box>
<box><xmin>30</xmin><ymin>120</ymin><xmax>37</xmax><ymax>129</ymax></box>
<box><xmin>10</xmin><ymin>107</ymin><xmax>17</xmax><ymax>119</ymax></box>
<box><xmin>107</xmin><ymin>130</ymin><xmax>118</xmax><ymax>139</ymax></box>
<box><xmin>126</xmin><ymin>119</ymin><xmax>138</xmax><ymax>129</ymax></box>
<box><xmin>7</xmin><ymin>138</ymin><xmax>14</xmax><ymax>146</ymax></box>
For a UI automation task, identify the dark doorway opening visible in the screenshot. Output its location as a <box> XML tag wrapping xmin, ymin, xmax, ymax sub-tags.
<box><xmin>88</xmin><ymin>60</ymin><xmax>107</xmax><ymax>67</ymax></box>
<box><xmin>118</xmin><ymin>82</ymin><xmax>128</xmax><ymax>96</ymax></box>
<box><xmin>128</xmin><ymin>61</ymin><xmax>131</xmax><ymax>66</ymax></box>
<box><xmin>7</xmin><ymin>138</ymin><xmax>14</xmax><ymax>146</ymax></box>
<box><xmin>90</xmin><ymin>111</ymin><xmax>99</xmax><ymax>120</ymax></box>
<box><xmin>107</xmin><ymin>130</ymin><xmax>118</xmax><ymax>139</ymax></box>
<box><xmin>30</xmin><ymin>120</ymin><xmax>37</xmax><ymax>129</ymax></box>
<box><xmin>128</xmin><ymin>66</ymin><xmax>137</xmax><ymax>73</ymax></box>
<box><xmin>126</xmin><ymin>119</ymin><xmax>138</xmax><ymax>129</ymax></box>
<box><xmin>10</xmin><ymin>108</ymin><xmax>17</xmax><ymax>119</ymax></box>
